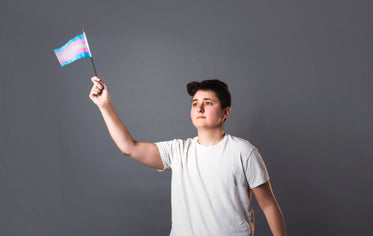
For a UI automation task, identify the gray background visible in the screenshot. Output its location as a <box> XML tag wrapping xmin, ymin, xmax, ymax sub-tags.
<box><xmin>1</xmin><ymin>0</ymin><xmax>372</xmax><ymax>235</ymax></box>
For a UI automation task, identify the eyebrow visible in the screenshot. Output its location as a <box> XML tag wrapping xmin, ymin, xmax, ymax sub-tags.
<box><xmin>192</xmin><ymin>98</ymin><xmax>215</xmax><ymax>102</ymax></box>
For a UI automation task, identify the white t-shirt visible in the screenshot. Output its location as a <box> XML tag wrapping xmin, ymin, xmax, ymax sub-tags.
<box><xmin>156</xmin><ymin>134</ymin><xmax>269</xmax><ymax>236</ymax></box>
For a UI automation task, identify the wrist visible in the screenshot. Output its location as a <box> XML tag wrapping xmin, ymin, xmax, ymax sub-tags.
<box><xmin>98</xmin><ymin>101</ymin><xmax>112</xmax><ymax>112</ymax></box>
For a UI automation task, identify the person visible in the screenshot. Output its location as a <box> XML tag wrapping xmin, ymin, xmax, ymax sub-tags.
<box><xmin>89</xmin><ymin>76</ymin><xmax>287</xmax><ymax>236</ymax></box>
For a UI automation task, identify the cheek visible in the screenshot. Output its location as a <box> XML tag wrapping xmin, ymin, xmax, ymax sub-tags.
<box><xmin>206</xmin><ymin>108</ymin><xmax>221</xmax><ymax>118</ymax></box>
<box><xmin>190</xmin><ymin>108</ymin><xmax>195</xmax><ymax>118</ymax></box>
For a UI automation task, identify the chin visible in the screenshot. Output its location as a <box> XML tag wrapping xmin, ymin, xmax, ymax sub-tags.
<box><xmin>192</xmin><ymin>122</ymin><xmax>206</xmax><ymax>129</ymax></box>
<box><xmin>193</xmin><ymin>124</ymin><xmax>216</xmax><ymax>129</ymax></box>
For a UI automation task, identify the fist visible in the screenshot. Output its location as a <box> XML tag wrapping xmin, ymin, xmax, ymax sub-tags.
<box><xmin>89</xmin><ymin>76</ymin><xmax>110</xmax><ymax>109</ymax></box>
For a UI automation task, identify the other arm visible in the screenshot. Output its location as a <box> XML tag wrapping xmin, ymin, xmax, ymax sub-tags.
<box><xmin>252</xmin><ymin>181</ymin><xmax>287</xmax><ymax>236</ymax></box>
<box><xmin>89</xmin><ymin>76</ymin><xmax>163</xmax><ymax>170</ymax></box>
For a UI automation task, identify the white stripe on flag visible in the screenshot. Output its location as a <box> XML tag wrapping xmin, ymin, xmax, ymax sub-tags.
<box><xmin>56</xmin><ymin>44</ymin><xmax>90</xmax><ymax>63</ymax></box>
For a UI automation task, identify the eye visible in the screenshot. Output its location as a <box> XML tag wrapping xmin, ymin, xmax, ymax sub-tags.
<box><xmin>192</xmin><ymin>103</ymin><xmax>198</xmax><ymax>107</ymax></box>
<box><xmin>206</xmin><ymin>102</ymin><xmax>212</xmax><ymax>105</ymax></box>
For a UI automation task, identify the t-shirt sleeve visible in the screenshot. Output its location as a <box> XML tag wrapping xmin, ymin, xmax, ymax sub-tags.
<box><xmin>245</xmin><ymin>147</ymin><xmax>270</xmax><ymax>189</ymax></box>
<box><xmin>155</xmin><ymin>140</ymin><xmax>177</xmax><ymax>172</ymax></box>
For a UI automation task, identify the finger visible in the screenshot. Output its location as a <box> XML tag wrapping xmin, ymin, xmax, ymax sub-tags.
<box><xmin>89</xmin><ymin>89</ymin><xmax>97</xmax><ymax>97</ymax></box>
<box><xmin>90</xmin><ymin>91</ymin><xmax>100</xmax><ymax>97</ymax></box>
<box><xmin>95</xmin><ymin>83</ymin><xmax>103</xmax><ymax>90</ymax></box>
<box><xmin>92</xmin><ymin>78</ymin><xmax>104</xmax><ymax>89</ymax></box>
<box><xmin>91</xmin><ymin>76</ymin><xmax>102</xmax><ymax>83</ymax></box>
<box><xmin>91</xmin><ymin>76</ymin><xmax>97</xmax><ymax>83</ymax></box>
<box><xmin>92</xmin><ymin>87</ymin><xmax>102</xmax><ymax>95</ymax></box>
<box><xmin>90</xmin><ymin>85</ymin><xmax>100</xmax><ymax>95</ymax></box>
<box><xmin>100</xmin><ymin>81</ymin><xmax>107</xmax><ymax>90</ymax></box>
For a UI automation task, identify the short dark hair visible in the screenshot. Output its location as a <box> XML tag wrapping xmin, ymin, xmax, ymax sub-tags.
<box><xmin>187</xmin><ymin>79</ymin><xmax>231</xmax><ymax>108</ymax></box>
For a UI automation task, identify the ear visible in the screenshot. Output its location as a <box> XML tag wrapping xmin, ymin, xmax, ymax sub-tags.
<box><xmin>222</xmin><ymin>107</ymin><xmax>231</xmax><ymax>120</ymax></box>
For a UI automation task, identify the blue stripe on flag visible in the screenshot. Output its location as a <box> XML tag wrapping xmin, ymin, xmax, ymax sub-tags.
<box><xmin>54</xmin><ymin>34</ymin><xmax>85</xmax><ymax>53</ymax></box>
<box><xmin>60</xmin><ymin>52</ymin><xmax>91</xmax><ymax>67</ymax></box>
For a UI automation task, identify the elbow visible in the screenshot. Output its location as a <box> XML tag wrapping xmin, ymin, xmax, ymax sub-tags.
<box><xmin>119</xmin><ymin>140</ymin><xmax>136</xmax><ymax>157</ymax></box>
<box><xmin>119</xmin><ymin>145</ymin><xmax>133</xmax><ymax>156</ymax></box>
<box><xmin>120</xmin><ymin>149</ymin><xmax>131</xmax><ymax>156</ymax></box>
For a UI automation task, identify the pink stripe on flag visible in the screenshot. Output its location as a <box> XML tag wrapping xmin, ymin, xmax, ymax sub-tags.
<box><xmin>55</xmin><ymin>39</ymin><xmax>87</xmax><ymax>58</ymax></box>
<box><xmin>58</xmin><ymin>47</ymin><xmax>90</xmax><ymax>64</ymax></box>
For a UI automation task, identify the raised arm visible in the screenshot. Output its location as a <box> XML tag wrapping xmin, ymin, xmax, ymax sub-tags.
<box><xmin>252</xmin><ymin>181</ymin><xmax>287</xmax><ymax>236</ymax></box>
<box><xmin>89</xmin><ymin>76</ymin><xmax>163</xmax><ymax>170</ymax></box>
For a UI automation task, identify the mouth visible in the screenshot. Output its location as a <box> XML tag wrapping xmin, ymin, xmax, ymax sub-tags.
<box><xmin>196</xmin><ymin>116</ymin><xmax>206</xmax><ymax>119</ymax></box>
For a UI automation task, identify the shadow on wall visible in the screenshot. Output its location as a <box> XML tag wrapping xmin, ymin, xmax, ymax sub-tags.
<box><xmin>247</xmin><ymin>106</ymin><xmax>336</xmax><ymax>236</ymax></box>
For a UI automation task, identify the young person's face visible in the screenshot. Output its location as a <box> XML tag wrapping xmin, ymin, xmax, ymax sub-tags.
<box><xmin>190</xmin><ymin>90</ymin><xmax>231</xmax><ymax>129</ymax></box>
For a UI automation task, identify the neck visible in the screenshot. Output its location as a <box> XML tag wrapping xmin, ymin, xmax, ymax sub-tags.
<box><xmin>197</xmin><ymin>127</ymin><xmax>226</xmax><ymax>147</ymax></box>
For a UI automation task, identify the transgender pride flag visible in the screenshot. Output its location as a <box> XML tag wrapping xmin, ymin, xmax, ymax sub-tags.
<box><xmin>54</xmin><ymin>33</ymin><xmax>92</xmax><ymax>67</ymax></box>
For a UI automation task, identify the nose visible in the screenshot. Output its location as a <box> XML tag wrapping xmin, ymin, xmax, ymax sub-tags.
<box><xmin>197</xmin><ymin>103</ymin><xmax>204</xmax><ymax>113</ymax></box>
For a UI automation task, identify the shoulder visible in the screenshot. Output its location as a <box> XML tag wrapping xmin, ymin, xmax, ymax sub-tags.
<box><xmin>158</xmin><ymin>137</ymin><xmax>195</xmax><ymax>145</ymax></box>
<box><xmin>156</xmin><ymin>137</ymin><xmax>195</xmax><ymax>150</ymax></box>
<box><xmin>226</xmin><ymin>134</ymin><xmax>257</xmax><ymax>155</ymax></box>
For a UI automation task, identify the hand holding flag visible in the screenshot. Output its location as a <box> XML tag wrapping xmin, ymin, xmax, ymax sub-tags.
<box><xmin>89</xmin><ymin>76</ymin><xmax>110</xmax><ymax>110</ymax></box>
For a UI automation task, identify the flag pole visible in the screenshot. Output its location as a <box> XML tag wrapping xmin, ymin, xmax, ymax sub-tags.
<box><xmin>82</xmin><ymin>28</ymin><xmax>98</xmax><ymax>76</ymax></box>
